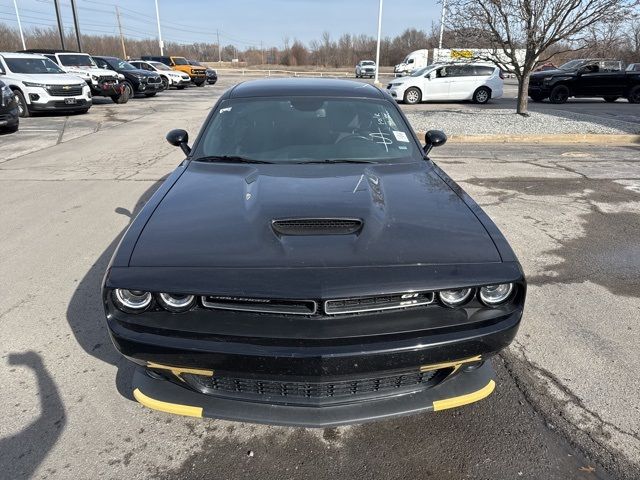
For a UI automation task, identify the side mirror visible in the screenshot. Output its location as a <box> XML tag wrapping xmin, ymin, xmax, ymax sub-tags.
<box><xmin>166</xmin><ymin>129</ymin><xmax>191</xmax><ymax>156</ymax></box>
<box><xmin>424</xmin><ymin>130</ymin><xmax>447</xmax><ymax>155</ymax></box>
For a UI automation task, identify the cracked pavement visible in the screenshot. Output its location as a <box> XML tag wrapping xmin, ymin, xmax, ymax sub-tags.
<box><xmin>0</xmin><ymin>76</ymin><xmax>639</xmax><ymax>479</ymax></box>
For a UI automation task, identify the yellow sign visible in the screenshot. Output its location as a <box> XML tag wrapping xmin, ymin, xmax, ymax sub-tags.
<box><xmin>451</xmin><ymin>49</ymin><xmax>474</xmax><ymax>59</ymax></box>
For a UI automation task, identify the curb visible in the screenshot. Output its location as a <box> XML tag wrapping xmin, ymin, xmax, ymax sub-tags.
<box><xmin>420</xmin><ymin>133</ymin><xmax>640</xmax><ymax>144</ymax></box>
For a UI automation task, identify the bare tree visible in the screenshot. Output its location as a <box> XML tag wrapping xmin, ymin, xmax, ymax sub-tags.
<box><xmin>446</xmin><ymin>0</ymin><xmax>639</xmax><ymax>114</ymax></box>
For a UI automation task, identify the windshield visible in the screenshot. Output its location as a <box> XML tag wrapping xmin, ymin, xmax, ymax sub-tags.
<box><xmin>150</xmin><ymin>61</ymin><xmax>171</xmax><ymax>71</ymax></box>
<box><xmin>172</xmin><ymin>57</ymin><xmax>188</xmax><ymax>65</ymax></box>
<box><xmin>4</xmin><ymin>57</ymin><xmax>64</xmax><ymax>74</ymax></box>
<box><xmin>410</xmin><ymin>66</ymin><xmax>435</xmax><ymax>77</ymax></box>
<box><xmin>194</xmin><ymin>97</ymin><xmax>420</xmax><ymax>164</ymax></box>
<box><xmin>559</xmin><ymin>60</ymin><xmax>590</xmax><ymax>70</ymax></box>
<box><xmin>114</xmin><ymin>59</ymin><xmax>136</xmax><ymax>70</ymax></box>
<box><xmin>188</xmin><ymin>60</ymin><xmax>202</xmax><ymax>66</ymax></box>
<box><xmin>361</xmin><ymin>61</ymin><xmax>375</xmax><ymax>66</ymax></box>
<box><xmin>59</xmin><ymin>54</ymin><xmax>96</xmax><ymax>67</ymax></box>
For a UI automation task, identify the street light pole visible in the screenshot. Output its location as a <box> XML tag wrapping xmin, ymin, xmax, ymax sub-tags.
<box><xmin>13</xmin><ymin>0</ymin><xmax>26</xmax><ymax>50</ymax></box>
<box><xmin>438</xmin><ymin>0</ymin><xmax>447</xmax><ymax>62</ymax></box>
<box><xmin>70</xmin><ymin>0</ymin><xmax>82</xmax><ymax>52</ymax></box>
<box><xmin>374</xmin><ymin>0</ymin><xmax>383</xmax><ymax>85</ymax></box>
<box><xmin>53</xmin><ymin>0</ymin><xmax>65</xmax><ymax>50</ymax></box>
<box><xmin>154</xmin><ymin>0</ymin><xmax>164</xmax><ymax>55</ymax></box>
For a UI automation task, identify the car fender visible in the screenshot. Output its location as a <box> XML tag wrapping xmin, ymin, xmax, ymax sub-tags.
<box><xmin>7</xmin><ymin>83</ymin><xmax>28</xmax><ymax>104</ymax></box>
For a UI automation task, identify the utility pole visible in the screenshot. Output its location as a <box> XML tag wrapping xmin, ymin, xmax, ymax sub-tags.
<box><xmin>438</xmin><ymin>0</ymin><xmax>447</xmax><ymax>62</ymax></box>
<box><xmin>70</xmin><ymin>0</ymin><xmax>82</xmax><ymax>52</ymax></box>
<box><xmin>374</xmin><ymin>0</ymin><xmax>383</xmax><ymax>85</ymax></box>
<box><xmin>53</xmin><ymin>0</ymin><xmax>65</xmax><ymax>50</ymax></box>
<box><xmin>13</xmin><ymin>0</ymin><xmax>26</xmax><ymax>50</ymax></box>
<box><xmin>115</xmin><ymin>6</ymin><xmax>126</xmax><ymax>59</ymax></box>
<box><xmin>154</xmin><ymin>0</ymin><xmax>164</xmax><ymax>55</ymax></box>
<box><xmin>216</xmin><ymin>29</ymin><xmax>222</xmax><ymax>63</ymax></box>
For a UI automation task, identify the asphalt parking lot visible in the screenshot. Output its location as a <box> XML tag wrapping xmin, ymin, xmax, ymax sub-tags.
<box><xmin>1</xmin><ymin>76</ymin><xmax>639</xmax><ymax>480</ymax></box>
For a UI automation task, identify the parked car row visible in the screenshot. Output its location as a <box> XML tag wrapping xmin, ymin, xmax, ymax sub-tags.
<box><xmin>0</xmin><ymin>50</ymin><xmax>218</xmax><ymax>131</ymax></box>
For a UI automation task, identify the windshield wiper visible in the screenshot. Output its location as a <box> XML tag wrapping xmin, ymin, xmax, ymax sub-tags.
<box><xmin>194</xmin><ymin>155</ymin><xmax>274</xmax><ymax>164</ymax></box>
<box><xmin>295</xmin><ymin>159</ymin><xmax>376</xmax><ymax>164</ymax></box>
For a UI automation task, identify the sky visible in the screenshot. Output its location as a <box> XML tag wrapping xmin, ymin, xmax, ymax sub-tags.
<box><xmin>0</xmin><ymin>0</ymin><xmax>441</xmax><ymax>49</ymax></box>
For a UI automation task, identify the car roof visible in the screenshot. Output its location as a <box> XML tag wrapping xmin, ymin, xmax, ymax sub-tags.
<box><xmin>228</xmin><ymin>78</ymin><xmax>384</xmax><ymax>99</ymax></box>
<box><xmin>19</xmin><ymin>49</ymin><xmax>82</xmax><ymax>55</ymax></box>
<box><xmin>0</xmin><ymin>51</ymin><xmax>47</xmax><ymax>59</ymax></box>
<box><xmin>93</xmin><ymin>56</ymin><xmax>119</xmax><ymax>60</ymax></box>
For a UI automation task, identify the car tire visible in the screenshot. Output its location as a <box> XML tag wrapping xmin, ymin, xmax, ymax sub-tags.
<box><xmin>13</xmin><ymin>89</ymin><xmax>30</xmax><ymax>118</ymax></box>
<box><xmin>145</xmin><ymin>92</ymin><xmax>157</xmax><ymax>97</ymax></box>
<box><xmin>603</xmin><ymin>96</ymin><xmax>619</xmax><ymax>103</ymax></box>
<box><xmin>529</xmin><ymin>94</ymin><xmax>545</xmax><ymax>102</ymax></box>
<box><xmin>161</xmin><ymin>77</ymin><xmax>169</xmax><ymax>90</ymax></box>
<box><xmin>627</xmin><ymin>86</ymin><xmax>640</xmax><ymax>104</ymax></box>
<box><xmin>403</xmin><ymin>87</ymin><xmax>422</xmax><ymax>105</ymax></box>
<box><xmin>549</xmin><ymin>85</ymin><xmax>570</xmax><ymax>104</ymax></box>
<box><xmin>111</xmin><ymin>82</ymin><xmax>132</xmax><ymax>104</ymax></box>
<box><xmin>194</xmin><ymin>80</ymin><xmax>205</xmax><ymax>87</ymax></box>
<box><xmin>473</xmin><ymin>87</ymin><xmax>491</xmax><ymax>104</ymax></box>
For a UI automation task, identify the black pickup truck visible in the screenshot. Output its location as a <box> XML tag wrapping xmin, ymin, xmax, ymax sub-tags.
<box><xmin>529</xmin><ymin>59</ymin><xmax>640</xmax><ymax>104</ymax></box>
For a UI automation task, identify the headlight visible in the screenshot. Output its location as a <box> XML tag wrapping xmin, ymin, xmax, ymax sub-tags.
<box><xmin>438</xmin><ymin>288</ymin><xmax>473</xmax><ymax>307</ymax></box>
<box><xmin>479</xmin><ymin>283</ymin><xmax>514</xmax><ymax>306</ymax></box>
<box><xmin>118</xmin><ymin>74</ymin><xmax>125</xmax><ymax>80</ymax></box>
<box><xmin>91</xmin><ymin>75</ymin><xmax>98</xmax><ymax>81</ymax></box>
<box><xmin>390</xmin><ymin>83</ymin><xmax>402</xmax><ymax>87</ymax></box>
<box><xmin>23</xmin><ymin>81</ymin><xmax>47</xmax><ymax>88</ymax></box>
<box><xmin>157</xmin><ymin>293</ymin><xmax>195</xmax><ymax>312</ymax></box>
<box><xmin>113</xmin><ymin>289</ymin><xmax>152</xmax><ymax>312</ymax></box>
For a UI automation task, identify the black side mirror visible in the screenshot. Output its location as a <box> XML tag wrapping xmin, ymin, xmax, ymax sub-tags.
<box><xmin>424</xmin><ymin>130</ymin><xmax>447</xmax><ymax>155</ymax></box>
<box><xmin>166</xmin><ymin>129</ymin><xmax>191</xmax><ymax>156</ymax></box>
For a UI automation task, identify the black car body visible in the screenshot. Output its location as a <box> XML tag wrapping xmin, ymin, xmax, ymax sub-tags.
<box><xmin>93</xmin><ymin>56</ymin><xmax>163</xmax><ymax>97</ymax></box>
<box><xmin>0</xmin><ymin>80</ymin><xmax>19</xmax><ymax>132</ymax></box>
<box><xmin>529</xmin><ymin>58</ymin><xmax>640</xmax><ymax>103</ymax></box>
<box><xmin>188</xmin><ymin>60</ymin><xmax>217</xmax><ymax>84</ymax></box>
<box><xmin>103</xmin><ymin>78</ymin><xmax>526</xmax><ymax>427</ymax></box>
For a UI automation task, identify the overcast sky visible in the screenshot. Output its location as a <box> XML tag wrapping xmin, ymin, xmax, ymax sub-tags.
<box><xmin>0</xmin><ymin>0</ymin><xmax>441</xmax><ymax>48</ymax></box>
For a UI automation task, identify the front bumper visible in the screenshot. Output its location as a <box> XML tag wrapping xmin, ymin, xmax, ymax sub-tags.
<box><xmin>171</xmin><ymin>77</ymin><xmax>192</xmax><ymax>87</ymax></box>
<box><xmin>528</xmin><ymin>85</ymin><xmax>551</xmax><ymax>97</ymax></box>
<box><xmin>131</xmin><ymin>360</ymin><xmax>496</xmax><ymax>427</ymax></box>
<box><xmin>0</xmin><ymin>105</ymin><xmax>19</xmax><ymax>127</ymax></box>
<box><xmin>90</xmin><ymin>81</ymin><xmax>123</xmax><ymax>97</ymax></box>
<box><xmin>29</xmin><ymin>98</ymin><xmax>91</xmax><ymax>112</ymax></box>
<box><xmin>136</xmin><ymin>81</ymin><xmax>163</xmax><ymax>93</ymax></box>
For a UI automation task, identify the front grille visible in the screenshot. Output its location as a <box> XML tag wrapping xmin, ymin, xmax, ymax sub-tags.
<box><xmin>147</xmin><ymin>76</ymin><xmax>161</xmax><ymax>84</ymax></box>
<box><xmin>272</xmin><ymin>218</ymin><xmax>362</xmax><ymax>235</ymax></box>
<box><xmin>183</xmin><ymin>369</ymin><xmax>440</xmax><ymax>404</ymax></box>
<box><xmin>47</xmin><ymin>85</ymin><xmax>83</xmax><ymax>96</ymax></box>
<box><xmin>325</xmin><ymin>291</ymin><xmax>435</xmax><ymax>315</ymax></box>
<box><xmin>201</xmin><ymin>296</ymin><xmax>317</xmax><ymax>315</ymax></box>
<box><xmin>97</xmin><ymin>75</ymin><xmax>117</xmax><ymax>84</ymax></box>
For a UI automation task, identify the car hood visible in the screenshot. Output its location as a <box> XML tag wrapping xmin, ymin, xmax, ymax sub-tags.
<box><xmin>129</xmin><ymin>162</ymin><xmax>501</xmax><ymax>268</ymax></box>
<box><xmin>531</xmin><ymin>69</ymin><xmax>571</xmax><ymax>77</ymax></box>
<box><xmin>16</xmin><ymin>73</ymin><xmax>85</xmax><ymax>84</ymax></box>
<box><xmin>64</xmin><ymin>66</ymin><xmax>117</xmax><ymax>77</ymax></box>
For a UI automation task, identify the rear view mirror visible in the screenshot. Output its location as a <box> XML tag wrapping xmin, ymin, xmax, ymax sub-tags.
<box><xmin>166</xmin><ymin>129</ymin><xmax>191</xmax><ymax>156</ymax></box>
<box><xmin>424</xmin><ymin>130</ymin><xmax>447</xmax><ymax>155</ymax></box>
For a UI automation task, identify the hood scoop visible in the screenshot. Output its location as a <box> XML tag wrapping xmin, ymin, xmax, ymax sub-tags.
<box><xmin>272</xmin><ymin>218</ymin><xmax>363</xmax><ymax>236</ymax></box>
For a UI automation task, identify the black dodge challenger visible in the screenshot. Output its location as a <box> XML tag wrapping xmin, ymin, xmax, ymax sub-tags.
<box><xmin>103</xmin><ymin>78</ymin><xmax>526</xmax><ymax>426</ymax></box>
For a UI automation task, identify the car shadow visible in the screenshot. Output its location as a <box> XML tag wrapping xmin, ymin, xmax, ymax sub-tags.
<box><xmin>0</xmin><ymin>351</ymin><xmax>65</xmax><ymax>479</ymax></box>
<box><xmin>64</xmin><ymin>178</ymin><xmax>166</xmax><ymax>401</ymax></box>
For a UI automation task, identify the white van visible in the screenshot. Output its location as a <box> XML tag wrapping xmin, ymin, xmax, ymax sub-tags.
<box><xmin>387</xmin><ymin>63</ymin><xmax>504</xmax><ymax>104</ymax></box>
<box><xmin>0</xmin><ymin>52</ymin><xmax>92</xmax><ymax>117</ymax></box>
<box><xmin>394</xmin><ymin>49</ymin><xmax>429</xmax><ymax>75</ymax></box>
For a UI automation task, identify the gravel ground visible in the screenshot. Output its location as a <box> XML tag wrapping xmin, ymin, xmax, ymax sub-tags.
<box><xmin>404</xmin><ymin>108</ymin><xmax>640</xmax><ymax>135</ymax></box>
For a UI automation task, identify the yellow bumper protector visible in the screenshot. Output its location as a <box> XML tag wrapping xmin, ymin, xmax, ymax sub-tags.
<box><xmin>133</xmin><ymin>388</ymin><xmax>203</xmax><ymax>418</ymax></box>
<box><xmin>419</xmin><ymin>355</ymin><xmax>483</xmax><ymax>373</ymax></box>
<box><xmin>433</xmin><ymin>379</ymin><xmax>496</xmax><ymax>411</ymax></box>
<box><xmin>146</xmin><ymin>362</ymin><xmax>214</xmax><ymax>378</ymax></box>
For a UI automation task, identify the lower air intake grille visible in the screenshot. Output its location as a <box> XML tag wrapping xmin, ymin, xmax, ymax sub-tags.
<box><xmin>183</xmin><ymin>369</ymin><xmax>440</xmax><ymax>405</ymax></box>
<box><xmin>272</xmin><ymin>218</ymin><xmax>362</xmax><ymax>235</ymax></box>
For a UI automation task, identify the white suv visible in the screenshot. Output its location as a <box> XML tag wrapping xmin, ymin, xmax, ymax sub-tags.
<box><xmin>0</xmin><ymin>52</ymin><xmax>92</xmax><ymax>117</ymax></box>
<box><xmin>387</xmin><ymin>63</ymin><xmax>504</xmax><ymax>104</ymax></box>
<box><xmin>355</xmin><ymin>60</ymin><xmax>377</xmax><ymax>78</ymax></box>
<box><xmin>129</xmin><ymin>60</ymin><xmax>191</xmax><ymax>90</ymax></box>
<box><xmin>24</xmin><ymin>50</ymin><xmax>129</xmax><ymax>104</ymax></box>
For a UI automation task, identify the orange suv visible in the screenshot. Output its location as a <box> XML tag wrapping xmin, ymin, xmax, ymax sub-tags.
<box><xmin>141</xmin><ymin>55</ymin><xmax>207</xmax><ymax>86</ymax></box>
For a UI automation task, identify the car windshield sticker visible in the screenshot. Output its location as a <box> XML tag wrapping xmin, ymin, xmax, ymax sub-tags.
<box><xmin>393</xmin><ymin>131</ymin><xmax>409</xmax><ymax>142</ymax></box>
<box><xmin>219</xmin><ymin>107</ymin><xmax>232</xmax><ymax>113</ymax></box>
